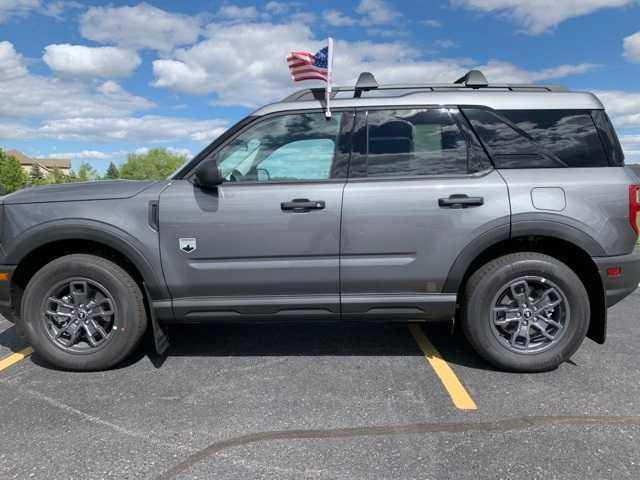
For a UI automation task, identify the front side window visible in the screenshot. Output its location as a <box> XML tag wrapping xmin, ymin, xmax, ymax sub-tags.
<box><xmin>359</xmin><ymin>109</ymin><xmax>469</xmax><ymax>178</ymax></box>
<box><xmin>209</xmin><ymin>112</ymin><xmax>343</xmax><ymax>183</ymax></box>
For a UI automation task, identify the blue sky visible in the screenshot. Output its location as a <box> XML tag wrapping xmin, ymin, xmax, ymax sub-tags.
<box><xmin>1</xmin><ymin>0</ymin><xmax>640</xmax><ymax>173</ymax></box>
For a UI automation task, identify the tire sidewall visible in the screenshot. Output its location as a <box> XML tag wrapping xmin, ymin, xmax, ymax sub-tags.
<box><xmin>21</xmin><ymin>255</ymin><xmax>145</xmax><ymax>371</ymax></box>
<box><xmin>465</xmin><ymin>255</ymin><xmax>589</xmax><ymax>372</ymax></box>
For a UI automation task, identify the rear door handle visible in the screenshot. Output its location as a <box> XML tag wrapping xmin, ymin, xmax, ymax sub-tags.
<box><xmin>438</xmin><ymin>194</ymin><xmax>484</xmax><ymax>208</ymax></box>
<box><xmin>281</xmin><ymin>198</ymin><xmax>326</xmax><ymax>212</ymax></box>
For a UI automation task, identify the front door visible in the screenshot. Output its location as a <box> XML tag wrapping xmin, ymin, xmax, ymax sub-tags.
<box><xmin>340</xmin><ymin>107</ymin><xmax>511</xmax><ymax>319</ymax></box>
<box><xmin>159</xmin><ymin>110</ymin><xmax>351</xmax><ymax>321</ymax></box>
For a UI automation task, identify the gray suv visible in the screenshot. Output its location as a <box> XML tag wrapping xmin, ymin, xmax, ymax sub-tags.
<box><xmin>2</xmin><ymin>70</ymin><xmax>639</xmax><ymax>372</ymax></box>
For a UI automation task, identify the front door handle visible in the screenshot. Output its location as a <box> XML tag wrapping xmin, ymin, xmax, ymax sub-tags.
<box><xmin>438</xmin><ymin>194</ymin><xmax>484</xmax><ymax>208</ymax></box>
<box><xmin>281</xmin><ymin>198</ymin><xmax>326</xmax><ymax>212</ymax></box>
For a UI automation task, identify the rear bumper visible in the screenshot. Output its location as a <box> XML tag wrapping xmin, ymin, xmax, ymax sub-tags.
<box><xmin>0</xmin><ymin>265</ymin><xmax>17</xmax><ymax>323</ymax></box>
<box><xmin>593</xmin><ymin>247</ymin><xmax>640</xmax><ymax>308</ymax></box>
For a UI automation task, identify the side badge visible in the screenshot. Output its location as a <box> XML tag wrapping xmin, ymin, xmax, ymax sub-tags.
<box><xmin>179</xmin><ymin>238</ymin><xmax>197</xmax><ymax>253</ymax></box>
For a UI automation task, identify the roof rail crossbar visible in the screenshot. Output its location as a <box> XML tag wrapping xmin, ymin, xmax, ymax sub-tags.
<box><xmin>280</xmin><ymin>69</ymin><xmax>567</xmax><ymax>102</ymax></box>
<box><xmin>454</xmin><ymin>69</ymin><xmax>489</xmax><ymax>88</ymax></box>
<box><xmin>354</xmin><ymin>72</ymin><xmax>379</xmax><ymax>98</ymax></box>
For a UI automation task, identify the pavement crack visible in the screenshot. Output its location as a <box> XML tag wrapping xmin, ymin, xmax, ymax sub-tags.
<box><xmin>2</xmin><ymin>381</ymin><xmax>194</xmax><ymax>454</ymax></box>
<box><xmin>156</xmin><ymin>415</ymin><xmax>640</xmax><ymax>480</ymax></box>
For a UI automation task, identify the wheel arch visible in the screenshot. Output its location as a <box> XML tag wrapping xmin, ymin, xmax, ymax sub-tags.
<box><xmin>7</xmin><ymin>220</ymin><xmax>169</xmax><ymax>321</ymax></box>
<box><xmin>445</xmin><ymin>226</ymin><xmax>606</xmax><ymax>344</ymax></box>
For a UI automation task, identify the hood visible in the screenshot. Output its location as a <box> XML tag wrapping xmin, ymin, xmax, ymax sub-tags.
<box><xmin>2</xmin><ymin>180</ymin><xmax>160</xmax><ymax>205</ymax></box>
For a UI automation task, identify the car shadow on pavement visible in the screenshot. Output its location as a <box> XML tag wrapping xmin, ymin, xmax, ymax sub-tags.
<box><xmin>149</xmin><ymin>322</ymin><xmax>498</xmax><ymax>372</ymax></box>
<box><xmin>15</xmin><ymin>320</ymin><xmax>497</xmax><ymax>373</ymax></box>
<box><xmin>0</xmin><ymin>324</ymin><xmax>30</xmax><ymax>354</ymax></box>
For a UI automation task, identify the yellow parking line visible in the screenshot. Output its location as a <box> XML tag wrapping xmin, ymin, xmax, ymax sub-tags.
<box><xmin>408</xmin><ymin>324</ymin><xmax>477</xmax><ymax>411</ymax></box>
<box><xmin>0</xmin><ymin>346</ymin><xmax>33</xmax><ymax>372</ymax></box>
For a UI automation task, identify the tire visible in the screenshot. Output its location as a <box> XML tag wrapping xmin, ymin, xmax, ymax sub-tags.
<box><xmin>461</xmin><ymin>252</ymin><xmax>590</xmax><ymax>372</ymax></box>
<box><xmin>20</xmin><ymin>254</ymin><xmax>147</xmax><ymax>371</ymax></box>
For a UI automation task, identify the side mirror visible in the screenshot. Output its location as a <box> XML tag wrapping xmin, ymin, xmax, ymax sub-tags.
<box><xmin>193</xmin><ymin>159</ymin><xmax>224</xmax><ymax>189</ymax></box>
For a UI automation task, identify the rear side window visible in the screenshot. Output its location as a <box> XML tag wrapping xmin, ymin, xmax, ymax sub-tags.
<box><xmin>359</xmin><ymin>109</ymin><xmax>470</xmax><ymax>178</ymax></box>
<box><xmin>463</xmin><ymin>108</ymin><xmax>610</xmax><ymax>168</ymax></box>
<box><xmin>592</xmin><ymin>110</ymin><xmax>624</xmax><ymax>166</ymax></box>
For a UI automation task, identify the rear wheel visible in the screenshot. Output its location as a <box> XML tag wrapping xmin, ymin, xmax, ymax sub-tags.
<box><xmin>462</xmin><ymin>252</ymin><xmax>590</xmax><ymax>372</ymax></box>
<box><xmin>21</xmin><ymin>254</ymin><xmax>147</xmax><ymax>371</ymax></box>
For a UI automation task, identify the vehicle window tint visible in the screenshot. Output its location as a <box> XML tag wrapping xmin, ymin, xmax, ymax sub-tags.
<box><xmin>365</xmin><ymin>109</ymin><xmax>468</xmax><ymax>177</ymax></box>
<box><xmin>591</xmin><ymin>110</ymin><xmax>624</xmax><ymax>166</ymax></box>
<box><xmin>212</xmin><ymin>112</ymin><xmax>343</xmax><ymax>183</ymax></box>
<box><xmin>462</xmin><ymin>108</ymin><xmax>560</xmax><ymax>168</ymax></box>
<box><xmin>499</xmin><ymin>109</ymin><xmax>609</xmax><ymax>168</ymax></box>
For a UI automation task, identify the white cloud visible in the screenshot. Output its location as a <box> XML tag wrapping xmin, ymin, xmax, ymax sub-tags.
<box><xmin>355</xmin><ymin>0</ymin><xmax>402</xmax><ymax>25</ymax></box>
<box><xmin>451</xmin><ymin>0</ymin><xmax>634</xmax><ymax>34</ymax></box>
<box><xmin>434</xmin><ymin>39</ymin><xmax>458</xmax><ymax>49</ymax></box>
<box><xmin>624</xmin><ymin>31</ymin><xmax>640</xmax><ymax>63</ymax></box>
<box><xmin>595</xmin><ymin>90</ymin><xmax>640</xmax><ymax>128</ymax></box>
<box><xmin>79</xmin><ymin>2</ymin><xmax>202</xmax><ymax>52</ymax></box>
<box><xmin>323</xmin><ymin>9</ymin><xmax>356</xmax><ymax>27</ymax></box>
<box><xmin>37</xmin><ymin>116</ymin><xmax>227</xmax><ymax>143</ymax></box>
<box><xmin>43</xmin><ymin>44</ymin><xmax>141</xmax><ymax>78</ymax></box>
<box><xmin>46</xmin><ymin>150</ymin><xmax>112</xmax><ymax>160</ymax></box>
<box><xmin>422</xmin><ymin>19</ymin><xmax>442</xmax><ymax>28</ymax></box>
<box><xmin>265</xmin><ymin>1</ymin><xmax>288</xmax><ymax>15</ymax></box>
<box><xmin>151</xmin><ymin>22</ymin><xmax>599</xmax><ymax>107</ymax></box>
<box><xmin>0</xmin><ymin>42</ymin><xmax>154</xmax><ymax>120</ymax></box>
<box><xmin>0</xmin><ymin>0</ymin><xmax>79</xmax><ymax>23</ymax></box>
<box><xmin>218</xmin><ymin>5</ymin><xmax>259</xmax><ymax>21</ymax></box>
<box><xmin>0</xmin><ymin>41</ymin><xmax>28</xmax><ymax>80</ymax></box>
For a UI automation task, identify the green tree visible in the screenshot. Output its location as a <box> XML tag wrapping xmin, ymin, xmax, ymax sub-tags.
<box><xmin>120</xmin><ymin>148</ymin><xmax>187</xmax><ymax>180</ymax></box>
<box><xmin>0</xmin><ymin>149</ymin><xmax>27</xmax><ymax>193</ymax></box>
<box><xmin>76</xmin><ymin>162</ymin><xmax>97</xmax><ymax>182</ymax></box>
<box><xmin>104</xmin><ymin>162</ymin><xmax>120</xmax><ymax>180</ymax></box>
<box><xmin>49</xmin><ymin>167</ymin><xmax>69</xmax><ymax>184</ymax></box>
<box><xmin>28</xmin><ymin>163</ymin><xmax>46</xmax><ymax>186</ymax></box>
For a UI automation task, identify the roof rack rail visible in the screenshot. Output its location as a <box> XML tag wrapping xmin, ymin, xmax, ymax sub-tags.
<box><xmin>280</xmin><ymin>69</ymin><xmax>567</xmax><ymax>102</ymax></box>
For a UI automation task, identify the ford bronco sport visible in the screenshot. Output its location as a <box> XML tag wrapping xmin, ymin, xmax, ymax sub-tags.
<box><xmin>1</xmin><ymin>70</ymin><xmax>638</xmax><ymax>372</ymax></box>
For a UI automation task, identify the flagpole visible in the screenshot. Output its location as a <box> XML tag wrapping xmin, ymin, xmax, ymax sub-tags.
<box><xmin>325</xmin><ymin>37</ymin><xmax>334</xmax><ymax>119</ymax></box>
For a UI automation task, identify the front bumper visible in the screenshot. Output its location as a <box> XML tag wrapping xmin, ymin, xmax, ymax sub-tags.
<box><xmin>593</xmin><ymin>247</ymin><xmax>640</xmax><ymax>308</ymax></box>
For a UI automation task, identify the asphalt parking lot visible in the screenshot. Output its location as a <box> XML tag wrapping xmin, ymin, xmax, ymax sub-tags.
<box><xmin>2</xmin><ymin>291</ymin><xmax>640</xmax><ymax>480</ymax></box>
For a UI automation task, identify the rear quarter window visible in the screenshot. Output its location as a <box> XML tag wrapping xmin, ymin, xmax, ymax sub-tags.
<box><xmin>463</xmin><ymin>108</ymin><xmax>611</xmax><ymax>168</ymax></box>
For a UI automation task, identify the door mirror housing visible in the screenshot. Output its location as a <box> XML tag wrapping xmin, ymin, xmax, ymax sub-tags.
<box><xmin>193</xmin><ymin>159</ymin><xmax>224</xmax><ymax>189</ymax></box>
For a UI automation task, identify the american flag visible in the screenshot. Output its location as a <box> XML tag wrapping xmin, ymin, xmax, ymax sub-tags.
<box><xmin>287</xmin><ymin>46</ymin><xmax>330</xmax><ymax>83</ymax></box>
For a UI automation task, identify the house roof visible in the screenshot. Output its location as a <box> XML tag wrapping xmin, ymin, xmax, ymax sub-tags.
<box><xmin>5</xmin><ymin>149</ymin><xmax>71</xmax><ymax>169</ymax></box>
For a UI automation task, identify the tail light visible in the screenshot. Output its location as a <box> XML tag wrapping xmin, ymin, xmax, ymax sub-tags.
<box><xmin>629</xmin><ymin>185</ymin><xmax>640</xmax><ymax>236</ymax></box>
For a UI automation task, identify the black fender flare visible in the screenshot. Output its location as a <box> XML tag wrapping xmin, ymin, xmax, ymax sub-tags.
<box><xmin>443</xmin><ymin>216</ymin><xmax>605</xmax><ymax>294</ymax></box>
<box><xmin>5</xmin><ymin>219</ymin><xmax>170</xmax><ymax>301</ymax></box>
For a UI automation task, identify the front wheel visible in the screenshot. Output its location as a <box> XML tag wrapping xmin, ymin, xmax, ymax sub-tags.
<box><xmin>461</xmin><ymin>252</ymin><xmax>590</xmax><ymax>372</ymax></box>
<box><xmin>21</xmin><ymin>254</ymin><xmax>148</xmax><ymax>371</ymax></box>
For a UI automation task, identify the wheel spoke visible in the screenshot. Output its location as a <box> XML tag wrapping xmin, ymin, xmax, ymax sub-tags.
<box><xmin>535</xmin><ymin>314</ymin><xmax>562</xmax><ymax>329</ymax></box>
<box><xmin>509</xmin><ymin>280</ymin><xmax>531</xmax><ymax>308</ymax></box>
<box><xmin>82</xmin><ymin>323</ymin><xmax>99</xmax><ymax>347</ymax></box>
<box><xmin>56</xmin><ymin>321</ymin><xmax>82</xmax><ymax>347</ymax></box>
<box><xmin>47</xmin><ymin>297</ymin><xmax>75</xmax><ymax>311</ymax></box>
<box><xmin>531</xmin><ymin>321</ymin><xmax>555</xmax><ymax>340</ymax></box>
<box><xmin>510</xmin><ymin>324</ymin><xmax>531</xmax><ymax>348</ymax></box>
<box><xmin>493</xmin><ymin>306</ymin><xmax>521</xmax><ymax>326</ymax></box>
<box><xmin>70</xmin><ymin>281</ymin><xmax>89</xmax><ymax>306</ymax></box>
<box><xmin>533</xmin><ymin>288</ymin><xmax>562</xmax><ymax>312</ymax></box>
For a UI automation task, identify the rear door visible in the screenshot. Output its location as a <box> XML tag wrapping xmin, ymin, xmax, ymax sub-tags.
<box><xmin>340</xmin><ymin>107</ymin><xmax>511</xmax><ymax>319</ymax></box>
<box><xmin>159</xmin><ymin>110</ymin><xmax>352</xmax><ymax>321</ymax></box>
